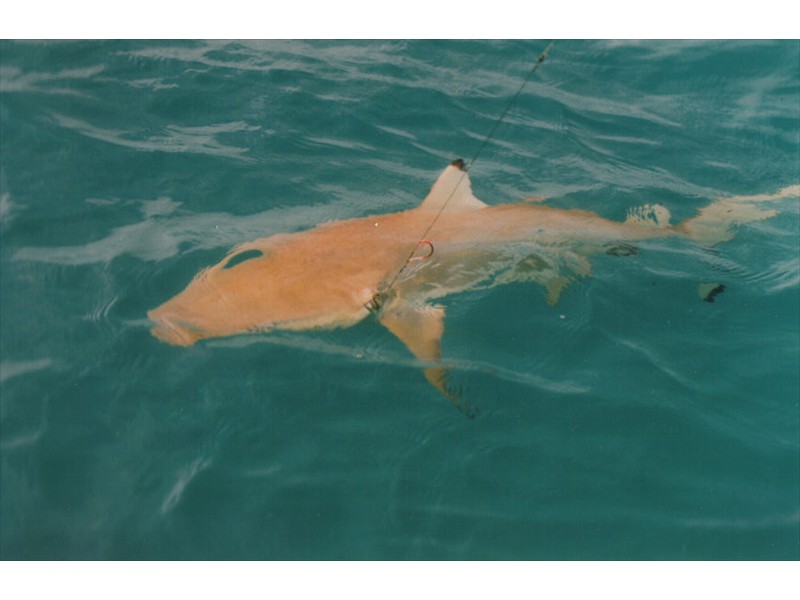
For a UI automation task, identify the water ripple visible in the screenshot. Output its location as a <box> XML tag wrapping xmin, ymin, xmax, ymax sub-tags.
<box><xmin>160</xmin><ymin>456</ymin><xmax>213</xmax><ymax>515</ymax></box>
<box><xmin>12</xmin><ymin>198</ymin><xmax>353</xmax><ymax>265</ymax></box>
<box><xmin>0</xmin><ymin>358</ymin><xmax>54</xmax><ymax>383</ymax></box>
<box><xmin>747</xmin><ymin>257</ymin><xmax>800</xmax><ymax>294</ymax></box>
<box><xmin>0</xmin><ymin>64</ymin><xmax>105</xmax><ymax>97</ymax></box>
<box><xmin>209</xmin><ymin>328</ymin><xmax>587</xmax><ymax>397</ymax></box>
<box><xmin>51</xmin><ymin>113</ymin><xmax>259</xmax><ymax>160</ymax></box>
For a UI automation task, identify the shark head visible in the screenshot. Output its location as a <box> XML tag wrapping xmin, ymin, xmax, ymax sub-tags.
<box><xmin>148</xmin><ymin>244</ymin><xmax>281</xmax><ymax>346</ymax></box>
<box><xmin>148</xmin><ymin>230</ymin><xmax>382</xmax><ymax>346</ymax></box>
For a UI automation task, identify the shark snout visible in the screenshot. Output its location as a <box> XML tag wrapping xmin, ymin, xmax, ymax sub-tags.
<box><xmin>148</xmin><ymin>310</ymin><xmax>202</xmax><ymax>346</ymax></box>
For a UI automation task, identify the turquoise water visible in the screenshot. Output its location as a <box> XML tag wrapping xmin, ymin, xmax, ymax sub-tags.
<box><xmin>1</xmin><ymin>40</ymin><xmax>798</xmax><ymax>560</ymax></box>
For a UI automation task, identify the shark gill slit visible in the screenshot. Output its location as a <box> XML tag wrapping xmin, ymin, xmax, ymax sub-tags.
<box><xmin>369</xmin><ymin>42</ymin><xmax>554</xmax><ymax>312</ymax></box>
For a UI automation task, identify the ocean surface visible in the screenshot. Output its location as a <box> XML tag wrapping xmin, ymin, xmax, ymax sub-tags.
<box><xmin>1</xmin><ymin>40</ymin><xmax>798</xmax><ymax>560</ymax></box>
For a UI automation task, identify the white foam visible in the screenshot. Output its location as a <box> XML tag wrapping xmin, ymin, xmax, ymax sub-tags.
<box><xmin>160</xmin><ymin>457</ymin><xmax>212</xmax><ymax>515</ymax></box>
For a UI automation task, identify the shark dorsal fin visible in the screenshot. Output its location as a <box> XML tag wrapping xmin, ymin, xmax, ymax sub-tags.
<box><xmin>418</xmin><ymin>159</ymin><xmax>487</xmax><ymax>212</ymax></box>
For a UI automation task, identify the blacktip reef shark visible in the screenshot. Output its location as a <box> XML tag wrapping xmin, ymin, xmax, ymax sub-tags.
<box><xmin>149</xmin><ymin>159</ymin><xmax>799</xmax><ymax>409</ymax></box>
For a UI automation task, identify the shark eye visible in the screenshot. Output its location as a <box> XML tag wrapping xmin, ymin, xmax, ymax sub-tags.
<box><xmin>223</xmin><ymin>249</ymin><xmax>263</xmax><ymax>270</ymax></box>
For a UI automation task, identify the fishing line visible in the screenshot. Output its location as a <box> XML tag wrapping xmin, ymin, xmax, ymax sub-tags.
<box><xmin>370</xmin><ymin>41</ymin><xmax>554</xmax><ymax>310</ymax></box>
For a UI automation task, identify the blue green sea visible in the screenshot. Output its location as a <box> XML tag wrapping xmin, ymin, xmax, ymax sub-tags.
<box><xmin>1</xmin><ymin>40</ymin><xmax>798</xmax><ymax>560</ymax></box>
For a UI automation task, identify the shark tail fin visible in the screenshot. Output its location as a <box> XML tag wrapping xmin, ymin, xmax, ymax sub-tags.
<box><xmin>677</xmin><ymin>185</ymin><xmax>799</xmax><ymax>246</ymax></box>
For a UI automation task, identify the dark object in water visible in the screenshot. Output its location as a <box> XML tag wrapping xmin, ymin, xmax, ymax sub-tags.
<box><xmin>605</xmin><ymin>243</ymin><xmax>639</xmax><ymax>256</ymax></box>
<box><xmin>699</xmin><ymin>282</ymin><xmax>726</xmax><ymax>302</ymax></box>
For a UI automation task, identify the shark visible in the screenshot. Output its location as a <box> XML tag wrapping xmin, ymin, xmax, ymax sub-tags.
<box><xmin>148</xmin><ymin>159</ymin><xmax>798</xmax><ymax>408</ymax></box>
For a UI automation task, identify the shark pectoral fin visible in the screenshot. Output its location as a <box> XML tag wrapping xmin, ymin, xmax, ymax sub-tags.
<box><xmin>379</xmin><ymin>303</ymin><xmax>452</xmax><ymax>395</ymax></box>
<box><xmin>380</xmin><ymin>303</ymin><xmax>444</xmax><ymax>364</ymax></box>
<box><xmin>380</xmin><ymin>303</ymin><xmax>474</xmax><ymax>417</ymax></box>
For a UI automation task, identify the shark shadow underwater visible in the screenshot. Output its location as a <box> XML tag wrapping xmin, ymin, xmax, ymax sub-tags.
<box><xmin>148</xmin><ymin>159</ymin><xmax>799</xmax><ymax>410</ymax></box>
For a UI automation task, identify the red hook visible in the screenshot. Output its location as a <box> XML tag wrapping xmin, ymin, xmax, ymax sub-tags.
<box><xmin>408</xmin><ymin>239</ymin><xmax>434</xmax><ymax>262</ymax></box>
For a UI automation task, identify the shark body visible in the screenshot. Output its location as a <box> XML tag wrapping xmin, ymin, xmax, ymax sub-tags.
<box><xmin>149</xmin><ymin>159</ymin><xmax>798</xmax><ymax>404</ymax></box>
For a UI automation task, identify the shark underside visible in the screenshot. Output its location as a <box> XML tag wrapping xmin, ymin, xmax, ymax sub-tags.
<box><xmin>149</xmin><ymin>159</ymin><xmax>799</xmax><ymax>409</ymax></box>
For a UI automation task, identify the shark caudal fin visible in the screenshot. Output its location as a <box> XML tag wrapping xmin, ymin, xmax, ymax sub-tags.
<box><xmin>678</xmin><ymin>185</ymin><xmax>799</xmax><ymax>246</ymax></box>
